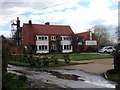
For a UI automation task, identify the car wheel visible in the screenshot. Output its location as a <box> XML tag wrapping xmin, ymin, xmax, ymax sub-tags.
<box><xmin>104</xmin><ymin>51</ymin><xmax>107</xmax><ymax>53</ymax></box>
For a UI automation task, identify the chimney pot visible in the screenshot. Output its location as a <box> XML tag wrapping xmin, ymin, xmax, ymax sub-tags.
<box><xmin>45</xmin><ymin>22</ymin><xmax>50</xmax><ymax>25</ymax></box>
<box><xmin>29</xmin><ymin>20</ymin><xmax>32</xmax><ymax>24</ymax></box>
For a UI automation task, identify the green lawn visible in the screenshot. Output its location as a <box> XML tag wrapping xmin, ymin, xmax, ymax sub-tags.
<box><xmin>69</xmin><ymin>53</ymin><xmax>112</xmax><ymax>60</ymax></box>
<box><xmin>42</xmin><ymin>53</ymin><xmax>113</xmax><ymax>61</ymax></box>
<box><xmin>9</xmin><ymin>60</ymin><xmax>30</xmax><ymax>67</ymax></box>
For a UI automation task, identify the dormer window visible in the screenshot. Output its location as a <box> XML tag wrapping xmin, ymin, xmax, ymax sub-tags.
<box><xmin>51</xmin><ymin>36</ymin><xmax>56</xmax><ymax>41</ymax></box>
<box><xmin>62</xmin><ymin>36</ymin><xmax>71</xmax><ymax>40</ymax></box>
<box><xmin>38</xmin><ymin>36</ymin><xmax>48</xmax><ymax>40</ymax></box>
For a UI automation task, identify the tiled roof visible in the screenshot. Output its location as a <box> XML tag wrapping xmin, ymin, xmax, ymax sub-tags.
<box><xmin>75</xmin><ymin>31</ymin><xmax>97</xmax><ymax>40</ymax></box>
<box><xmin>22</xmin><ymin>24</ymin><xmax>74</xmax><ymax>35</ymax></box>
<box><xmin>75</xmin><ymin>31</ymin><xmax>90</xmax><ymax>39</ymax></box>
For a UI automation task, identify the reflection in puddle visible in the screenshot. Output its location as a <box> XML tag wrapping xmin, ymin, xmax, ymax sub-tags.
<box><xmin>37</xmin><ymin>69</ymin><xmax>116</xmax><ymax>88</ymax></box>
<box><xmin>49</xmin><ymin>70</ymin><xmax>82</xmax><ymax>81</ymax></box>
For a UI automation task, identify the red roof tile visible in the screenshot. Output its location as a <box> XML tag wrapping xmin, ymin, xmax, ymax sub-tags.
<box><xmin>22</xmin><ymin>24</ymin><xmax>74</xmax><ymax>35</ymax></box>
<box><xmin>75</xmin><ymin>31</ymin><xmax>90</xmax><ymax>39</ymax></box>
<box><xmin>75</xmin><ymin>31</ymin><xmax>97</xmax><ymax>40</ymax></box>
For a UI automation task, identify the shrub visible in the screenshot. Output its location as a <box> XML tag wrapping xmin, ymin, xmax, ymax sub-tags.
<box><xmin>63</xmin><ymin>54</ymin><xmax>70</xmax><ymax>64</ymax></box>
<box><xmin>42</xmin><ymin>56</ymin><xmax>49</xmax><ymax>66</ymax></box>
<box><xmin>3</xmin><ymin>73</ymin><xmax>30</xmax><ymax>90</ymax></box>
<box><xmin>36</xmin><ymin>57</ymin><xmax>42</xmax><ymax>66</ymax></box>
<box><xmin>113</xmin><ymin>44</ymin><xmax>120</xmax><ymax>72</ymax></box>
<box><xmin>51</xmin><ymin>56</ymin><xmax>59</xmax><ymax>64</ymax></box>
<box><xmin>86</xmin><ymin>46</ymin><xmax>98</xmax><ymax>52</ymax></box>
<box><xmin>28</xmin><ymin>55</ymin><xmax>36</xmax><ymax>66</ymax></box>
<box><xmin>19</xmin><ymin>75</ymin><xmax>27</xmax><ymax>82</ymax></box>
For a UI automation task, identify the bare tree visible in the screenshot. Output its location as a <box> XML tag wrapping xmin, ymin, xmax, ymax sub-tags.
<box><xmin>92</xmin><ymin>25</ymin><xmax>111</xmax><ymax>47</ymax></box>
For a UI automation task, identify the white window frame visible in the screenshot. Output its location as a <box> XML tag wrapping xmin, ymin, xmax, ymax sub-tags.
<box><xmin>64</xmin><ymin>45</ymin><xmax>71</xmax><ymax>50</ymax></box>
<box><xmin>51</xmin><ymin>45</ymin><xmax>56</xmax><ymax>50</ymax></box>
<box><xmin>38</xmin><ymin>36</ymin><xmax>48</xmax><ymax>40</ymax></box>
<box><xmin>61</xmin><ymin>36</ymin><xmax>71</xmax><ymax>41</ymax></box>
<box><xmin>51</xmin><ymin>36</ymin><xmax>56</xmax><ymax>41</ymax></box>
<box><xmin>39</xmin><ymin>45</ymin><xmax>48</xmax><ymax>51</ymax></box>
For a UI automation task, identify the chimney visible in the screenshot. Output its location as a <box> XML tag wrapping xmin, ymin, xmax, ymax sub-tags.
<box><xmin>90</xmin><ymin>31</ymin><xmax>92</xmax><ymax>40</ymax></box>
<box><xmin>17</xmin><ymin>17</ymin><xmax>20</xmax><ymax>29</ymax></box>
<box><xmin>29</xmin><ymin>20</ymin><xmax>32</xmax><ymax>24</ymax></box>
<box><xmin>45</xmin><ymin>22</ymin><xmax>50</xmax><ymax>25</ymax></box>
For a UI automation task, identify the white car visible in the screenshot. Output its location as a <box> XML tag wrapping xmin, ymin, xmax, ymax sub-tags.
<box><xmin>98</xmin><ymin>46</ymin><xmax>115</xmax><ymax>53</ymax></box>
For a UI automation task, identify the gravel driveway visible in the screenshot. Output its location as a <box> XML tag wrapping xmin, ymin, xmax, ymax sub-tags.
<box><xmin>57</xmin><ymin>58</ymin><xmax>114</xmax><ymax>74</ymax></box>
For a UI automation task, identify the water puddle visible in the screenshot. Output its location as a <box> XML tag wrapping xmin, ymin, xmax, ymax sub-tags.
<box><xmin>33</xmin><ymin>69</ymin><xmax>83</xmax><ymax>81</ymax></box>
<box><xmin>7</xmin><ymin>64</ymin><xmax>117</xmax><ymax>88</ymax></box>
<box><xmin>49</xmin><ymin>70</ymin><xmax>83</xmax><ymax>81</ymax></box>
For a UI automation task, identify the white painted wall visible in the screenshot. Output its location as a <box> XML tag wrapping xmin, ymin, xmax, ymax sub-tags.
<box><xmin>36</xmin><ymin>41</ymin><xmax>49</xmax><ymax>45</ymax></box>
<box><xmin>61</xmin><ymin>36</ymin><xmax>72</xmax><ymax>53</ymax></box>
<box><xmin>35</xmin><ymin>35</ymin><xmax>73</xmax><ymax>53</ymax></box>
<box><xmin>36</xmin><ymin>35</ymin><xmax>49</xmax><ymax>54</ymax></box>
<box><xmin>36</xmin><ymin>50</ymin><xmax>49</xmax><ymax>54</ymax></box>
<box><xmin>62</xmin><ymin>49</ymin><xmax>72</xmax><ymax>53</ymax></box>
<box><xmin>86</xmin><ymin>40</ymin><xmax>97</xmax><ymax>45</ymax></box>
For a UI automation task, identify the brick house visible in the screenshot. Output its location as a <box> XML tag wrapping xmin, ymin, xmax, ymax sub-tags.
<box><xmin>22</xmin><ymin>21</ymin><xmax>74</xmax><ymax>54</ymax></box>
<box><xmin>11</xmin><ymin>18</ymin><xmax>98</xmax><ymax>54</ymax></box>
<box><xmin>74</xmin><ymin>31</ymin><xmax>98</xmax><ymax>52</ymax></box>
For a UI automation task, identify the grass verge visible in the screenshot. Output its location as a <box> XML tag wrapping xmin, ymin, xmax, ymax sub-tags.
<box><xmin>69</xmin><ymin>53</ymin><xmax>112</xmax><ymax>60</ymax></box>
<box><xmin>43</xmin><ymin>53</ymin><xmax>112</xmax><ymax>61</ymax></box>
<box><xmin>106</xmin><ymin>69</ymin><xmax>120</xmax><ymax>82</ymax></box>
<box><xmin>9</xmin><ymin>60</ymin><xmax>30</xmax><ymax>67</ymax></box>
<box><xmin>9</xmin><ymin>60</ymin><xmax>78</xmax><ymax>67</ymax></box>
<box><xmin>3</xmin><ymin>73</ymin><xmax>31</xmax><ymax>90</ymax></box>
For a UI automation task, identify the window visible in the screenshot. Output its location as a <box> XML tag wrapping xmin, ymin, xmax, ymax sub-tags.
<box><xmin>39</xmin><ymin>46</ymin><xmax>41</xmax><ymax>50</ymax></box>
<box><xmin>45</xmin><ymin>45</ymin><xmax>47</xmax><ymax>50</ymax></box>
<box><xmin>61</xmin><ymin>37</ymin><xmax>62</xmax><ymax>40</ymax></box>
<box><xmin>39</xmin><ymin>45</ymin><xmax>48</xmax><ymax>50</ymax></box>
<box><xmin>60</xmin><ymin>45</ymin><xmax>63</xmax><ymax>50</ymax></box>
<box><xmin>45</xmin><ymin>37</ymin><xmax>47</xmax><ymax>40</ymax></box>
<box><xmin>39</xmin><ymin>37</ymin><xmax>42</xmax><ymax>40</ymax></box>
<box><xmin>51</xmin><ymin>45</ymin><xmax>56</xmax><ymax>50</ymax></box>
<box><xmin>42</xmin><ymin>37</ymin><xmax>44</xmax><ymax>40</ymax></box>
<box><xmin>64</xmin><ymin>45</ymin><xmax>71</xmax><ymax>50</ymax></box>
<box><xmin>107</xmin><ymin>47</ymin><xmax>112</xmax><ymax>49</ymax></box>
<box><xmin>51</xmin><ymin>36</ymin><xmax>56</xmax><ymax>40</ymax></box>
<box><xmin>38</xmin><ymin>36</ymin><xmax>48</xmax><ymax>40</ymax></box>
<box><xmin>61</xmin><ymin>36</ymin><xmax>71</xmax><ymax>40</ymax></box>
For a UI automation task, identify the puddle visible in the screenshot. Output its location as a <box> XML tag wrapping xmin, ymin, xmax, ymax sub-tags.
<box><xmin>49</xmin><ymin>70</ymin><xmax>83</xmax><ymax>81</ymax></box>
<box><xmin>36</xmin><ymin>69</ymin><xmax>83</xmax><ymax>81</ymax></box>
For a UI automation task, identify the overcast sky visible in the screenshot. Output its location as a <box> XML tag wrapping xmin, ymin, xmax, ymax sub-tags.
<box><xmin>0</xmin><ymin>0</ymin><xmax>119</xmax><ymax>39</ymax></box>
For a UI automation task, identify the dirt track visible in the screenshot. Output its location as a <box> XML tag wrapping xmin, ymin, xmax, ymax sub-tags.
<box><xmin>57</xmin><ymin>58</ymin><xmax>114</xmax><ymax>74</ymax></box>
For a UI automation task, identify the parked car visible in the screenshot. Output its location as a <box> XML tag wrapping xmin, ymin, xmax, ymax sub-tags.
<box><xmin>98</xmin><ymin>46</ymin><xmax>115</xmax><ymax>53</ymax></box>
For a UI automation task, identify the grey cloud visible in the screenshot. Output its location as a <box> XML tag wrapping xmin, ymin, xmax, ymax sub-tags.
<box><xmin>91</xmin><ymin>19</ymin><xmax>106</xmax><ymax>25</ymax></box>
<box><xmin>1</xmin><ymin>1</ymin><xmax>66</xmax><ymax>18</ymax></box>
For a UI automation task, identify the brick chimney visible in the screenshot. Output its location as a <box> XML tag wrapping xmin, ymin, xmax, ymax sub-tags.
<box><xmin>29</xmin><ymin>20</ymin><xmax>32</xmax><ymax>24</ymax></box>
